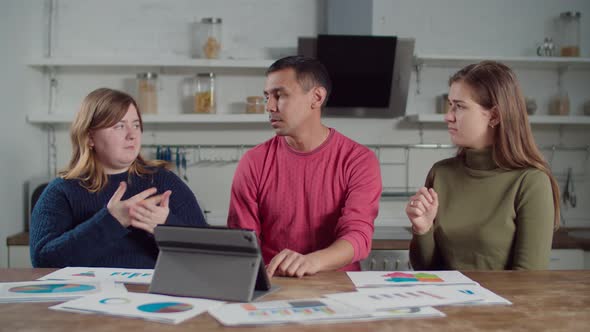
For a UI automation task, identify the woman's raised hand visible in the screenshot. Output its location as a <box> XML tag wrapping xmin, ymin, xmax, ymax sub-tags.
<box><xmin>406</xmin><ymin>187</ymin><xmax>439</xmax><ymax>235</ymax></box>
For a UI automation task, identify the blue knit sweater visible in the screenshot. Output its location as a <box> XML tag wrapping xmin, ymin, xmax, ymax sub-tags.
<box><xmin>30</xmin><ymin>168</ymin><xmax>207</xmax><ymax>268</ymax></box>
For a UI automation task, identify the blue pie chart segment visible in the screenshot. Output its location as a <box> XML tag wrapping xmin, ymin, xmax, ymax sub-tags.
<box><xmin>9</xmin><ymin>283</ymin><xmax>96</xmax><ymax>294</ymax></box>
<box><xmin>137</xmin><ymin>302</ymin><xmax>194</xmax><ymax>313</ymax></box>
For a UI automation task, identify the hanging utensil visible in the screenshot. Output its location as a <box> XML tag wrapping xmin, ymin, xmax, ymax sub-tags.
<box><xmin>569</xmin><ymin>168</ymin><xmax>576</xmax><ymax>208</ymax></box>
<box><xmin>175</xmin><ymin>147</ymin><xmax>181</xmax><ymax>175</ymax></box>
<box><xmin>166</xmin><ymin>146</ymin><xmax>172</xmax><ymax>162</ymax></box>
<box><xmin>181</xmin><ymin>148</ymin><xmax>188</xmax><ymax>182</ymax></box>
<box><xmin>563</xmin><ymin>167</ymin><xmax>577</xmax><ymax>208</ymax></box>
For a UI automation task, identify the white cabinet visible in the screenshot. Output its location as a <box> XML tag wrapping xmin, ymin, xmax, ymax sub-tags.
<box><xmin>361</xmin><ymin>250</ymin><xmax>412</xmax><ymax>271</ymax></box>
<box><xmin>7</xmin><ymin>246</ymin><xmax>32</xmax><ymax>268</ymax></box>
<box><xmin>549</xmin><ymin>249</ymin><xmax>585</xmax><ymax>270</ymax></box>
<box><xmin>362</xmin><ymin>249</ymin><xmax>588</xmax><ymax>271</ymax></box>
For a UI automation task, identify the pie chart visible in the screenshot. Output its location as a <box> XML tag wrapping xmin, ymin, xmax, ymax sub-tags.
<box><xmin>137</xmin><ymin>302</ymin><xmax>193</xmax><ymax>313</ymax></box>
<box><xmin>9</xmin><ymin>283</ymin><xmax>96</xmax><ymax>294</ymax></box>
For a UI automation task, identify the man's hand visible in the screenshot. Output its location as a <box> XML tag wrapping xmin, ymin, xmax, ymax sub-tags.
<box><xmin>266</xmin><ymin>249</ymin><xmax>321</xmax><ymax>278</ymax></box>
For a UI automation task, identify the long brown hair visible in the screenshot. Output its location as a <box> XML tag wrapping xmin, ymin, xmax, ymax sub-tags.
<box><xmin>449</xmin><ymin>61</ymin><xmax>560</xmax><ymax>229</ymax></box>
<box><xmin>60</xmin><ymin>88</ymin><xmax>167</xmax><ymax>192</ymax></box>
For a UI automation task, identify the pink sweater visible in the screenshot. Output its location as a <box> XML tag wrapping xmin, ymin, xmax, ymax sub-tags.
<box><xmin>227</xmin><ymin>129</ymin><xmax>382</xmax><ymax>271</ymax></box>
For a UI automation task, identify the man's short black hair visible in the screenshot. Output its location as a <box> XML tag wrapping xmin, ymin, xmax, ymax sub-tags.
<box><xmin>266</xmin><ymin>55</ymin><xmax>332</xmax><ymax>105</ymax></box>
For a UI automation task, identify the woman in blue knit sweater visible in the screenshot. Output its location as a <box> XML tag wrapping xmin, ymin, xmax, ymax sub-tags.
<box><xmin>30</xmin><ymin>88</ymin><xmax>207</xmax><ymax>268</ymax></box>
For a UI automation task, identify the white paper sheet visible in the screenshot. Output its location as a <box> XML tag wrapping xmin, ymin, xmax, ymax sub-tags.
<box><xmin>38</xmin><ymin>267</ymin><xmax>154</xmax><ymax>284</ymax></box>
<box><xmin>325</xmin><ymin>285</ymin><xmax>484</xmax><ymax>311</ymax></box>
<box><xmin>300</xmin><ymin>306</ymin><xmax>446</xmax><ymax>324</ymax></box>
<box><xmin>0</xmin><ymin>280</ymin><xmax>124</xmax><ymax>303</ymax></box>
<box><xmin>346</xmin><ymin>270</ymin><xmax>479</xmax><ymax>288</ymax></box>
<box><xmin>357</xmin><ymin>284</ymin><xmax>511</xmax><ymax>306</ymax></box>
<box><xmin>442</xmin><ymin>285</ymin><xmax>512</xmax><ymax>306</ymax></box>
<box><xmin>50</xmin><ymin>291</ymin><xmax>224</xmax><ymax>325</ymax></box>
<box><xmin>209</xmin><ymin>298</ymin><xmax>369</xmax><ymax>326</ymax></box>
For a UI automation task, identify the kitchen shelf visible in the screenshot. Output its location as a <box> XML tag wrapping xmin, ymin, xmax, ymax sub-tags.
<box><xmin>405</xmin><ymin>114</ymin><xmax>590</xmax><ymax>125</ymax></box>
<box><xmin>413</xmin><ymin>54</ymin><xmax>590</xmax><ymax>70</ymax></box>
<box><xmin>27</xmin><ymin>113</ymin><xmax>269</xmax><ymax>124</ymax></box>
<box><xmin>27</xmin><ymin>57</ymin><xmax>275</xmax><ymax>69</ymax></box>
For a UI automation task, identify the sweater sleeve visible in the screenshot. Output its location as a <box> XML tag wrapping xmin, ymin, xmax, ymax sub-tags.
<box><xmin>30</xmin><ymin>181</ymin><xmax>130</xmax><ymax>268</ymax></box>
<box><xmin>227</xmin><ymin>152</ymin><xmax>261</xmax><ymax>239</ymax></box>
<box><xmin>409</xmin><ymin>167</ymin><xmax>443</xmax><ymax>270</ymax></box>
<box><xmin>512</xmin><ymin>170</ymin><xmax>555</xmax><ymax>270</ymax></box>
<box><xmin>160</xmin><ymin>170</ymin><xmax>207</xmax><ymax>227</ymax></box>
<box><xmin>335</xmin><ymin>149</ymin><xmax>382</xmax><ymax>263</ymax></box>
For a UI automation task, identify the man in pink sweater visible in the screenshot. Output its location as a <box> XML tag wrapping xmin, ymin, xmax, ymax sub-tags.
<box><xmin>228</xmin><ymin>56</ymin><xmax>382</xmax><ymax>278</ymax></box>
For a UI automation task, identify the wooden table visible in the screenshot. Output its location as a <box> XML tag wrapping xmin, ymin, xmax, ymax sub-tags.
<box><xmin>1</xmin><ymin>269</ymin><xmax>589</xmax><ymax>331</ymax></box>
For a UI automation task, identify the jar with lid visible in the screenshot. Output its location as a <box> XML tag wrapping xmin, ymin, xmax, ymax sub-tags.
<box><xmin>246</xmin><ymin>96</ymin><xmax>265</xmax><ymax>114</ymax></box>
<box><xmin>136</xmin><ymin>72</ymin><xmax>158</xmax><ymax>114</ymax></box>
<box><xmin>549</xmin><ymin>92</ymin><xmax>570</xmax><ymax>115</ymax></box>
<box><xmin>558</xmin><ymin>11</ymin><xmax>581</xmax><ymax>57</ymax></box>
<box><xmin>198</xmin><ymin>17</ymin><xmax>222</xmax><ymax>59</ymax></box>
<box><xmin>194</xmin><ymin>73</ymin><xmax>215</xmax><ymax>113</ymax></box>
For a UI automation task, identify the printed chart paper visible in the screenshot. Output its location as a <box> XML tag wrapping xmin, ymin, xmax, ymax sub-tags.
<box><xmin>51</xmin><ymin>291</ymin><xmax>223</xmax><ymax>324</ymax></box>
<box><xmin>357</xmin><ymin>284</ymin><xmax>511</xmax><ymax>306</ymax></box>
<box><xmin>209</xmin><ymin>298</ymin><xmax>368</xmax><ymax>326</ymax></box>
<box><xmin>301</xmin><ymin>306</ymin><xmax>446</xmax><ymax>324</ymax></box>
<box><xmin>442</xmin><ymin>285</ymin><xmax>512</xmax><ymax>306</ymax></box>
<box><xmin>325</xmin><ymin>285</ymin><xmax>484</xmax><ymax>311</ymax></box>
<box><xmin>38</xmin><ymin>267</ymin><xmax>154</xmax><ymax>284</ymax></box>
<box><xmin>346</xmin><ymin>271</ymin><xmax>479</xmax><ymax>288</ymax></box>
<box><xmin>0</xmin><ymin>280</ymin><xmax>123</xmax><ymax>303</ymax></box>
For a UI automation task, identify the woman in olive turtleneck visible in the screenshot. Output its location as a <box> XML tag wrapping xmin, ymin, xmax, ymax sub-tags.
<box><xmin>407</xmin><ymin>61</ymin><xmax>560</xmax><ymax>270</ymax></box>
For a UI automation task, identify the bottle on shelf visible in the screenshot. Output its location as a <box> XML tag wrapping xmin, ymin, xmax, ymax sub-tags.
<box><xmin>558</xmin><ymin>11</ymin><xmax>581</xmax><ymax>57</ymax></box>
<box><xmin>245</xmin><ymin>96</ymin><xmax>265</xmax><ymax>114</ymax></box>
<box><xmin>194</xmin><ymin>17</ymin><xmax>222</xmax><ymax>59</ymax></box>
<box><xmin>549</xmin><ymin>92</ymin><xmax>570</xmax><ymax>116</ymax></box>
<box><xmin>194</xmin><ymin>73</ymin><xmax>216</xmax><ymax>113</ymax></box>
<box><xmin>136</xmin><ymin>72</ymin><xmax>158</xmax><ymax>114</ymax></box>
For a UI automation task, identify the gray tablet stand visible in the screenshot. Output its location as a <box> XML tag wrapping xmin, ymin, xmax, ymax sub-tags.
<box><xmin>149</xmin><ymin>225</ymin><xmax>278</xmax><ymax>302</ymax></box>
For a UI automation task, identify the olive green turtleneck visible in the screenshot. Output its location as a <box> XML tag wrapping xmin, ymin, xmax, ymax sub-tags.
<box><xmin>410</xmin><ymin>148</ymin><xmax>555</xmax><ymax>270</ymax></box>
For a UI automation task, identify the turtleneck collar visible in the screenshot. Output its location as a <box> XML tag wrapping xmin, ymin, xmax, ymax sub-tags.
<box><xmin>464</xmin><ymin>147</ymin><xmax>498</xmax><ymax>170</ymax></box>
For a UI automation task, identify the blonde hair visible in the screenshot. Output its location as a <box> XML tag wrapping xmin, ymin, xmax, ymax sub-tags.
<box><xmin>59</xmin><ymin>88</ymin><xmax>168</xmax><ymax>192</ymax></box>
<box><xmin>449</xmin><ymin>61</ymin><xmax>561</xmax><ymax>229</ymax></box>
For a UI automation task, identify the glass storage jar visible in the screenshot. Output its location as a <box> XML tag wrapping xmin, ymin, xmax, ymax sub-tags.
<box><xmin>194</xmin><ymin>73</ymin><xmax>215</xmax><ymax>113</ymax></box>
<box><xmin>136</xmin><ymin>72</ymin><xmax>158</xmax><ymax>114</ymax></box>
<box><xmin>558</xmin><ymin>11</ymin><xmax>581</xmax><ymax>57</ymax></box>
<box><xmin>550</xmin><ymin>92</ymin><xmax>570</xmax><ymax>115</ymax></box>
<box><xmin>199</xmin><ymin>17</ymin><xmax>222</xmax><ymax>59</ymax></box>
<box><xmin>246</xmin><ymin>96</ymin><xmax>265</xmax><ymax>114</ymax></box>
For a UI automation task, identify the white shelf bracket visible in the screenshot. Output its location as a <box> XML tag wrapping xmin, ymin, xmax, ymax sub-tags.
<box><xmin>414</xmin><ymin>58</ymin><xmax>424</xmax><ymax>95</ymax></box>
<box><xmin>556</xmin><ymin>65</ymin><xmax>568</xmax><ymax>92</ymax></box>
<box><xmin>548</xmin><ymin>145</ymin><xmax>556</xmax><ymax>170</ymax></box>
<box><xmin>418</xmin><ymin>123</ymin><xmax>424</xmax><ymax>144</ymax></box>
<box><xmin>404</xmin><ymin>147</ymin><xmax>410</xmax><ymax>194</ymax></box>
<box><xmin>558</xmin><ymin>125</ymin><xmax>565</xmax><ymax>145</ymax></box>
<box><xmin>48</xmin><ymin>66</ymin><xmax>58</xmax><ymax>114</ymax></box>
<box><xmin>47</xmin><ymin>125</ymin><xmax>57</xmax><ymax>177</ymax></box>
<box><xmin>43</xmin><ymin>0</ymin><xmax>56</xmax><ymax>57</ymax></box>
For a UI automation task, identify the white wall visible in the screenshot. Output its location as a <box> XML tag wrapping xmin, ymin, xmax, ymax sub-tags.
<box><xmin>373</xmin><ymin>0</ymin><xmax>590</xmax><ymax>56</ymax></box>
<box><xmin>0</xmin><ymin>0</ymin><xmax>47</xmax><ymax>267</ymax></box>
<box><xmin>2</xmin><ymin>0</ymin><xmax>589</xmax><ymax>267</ymax></box>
